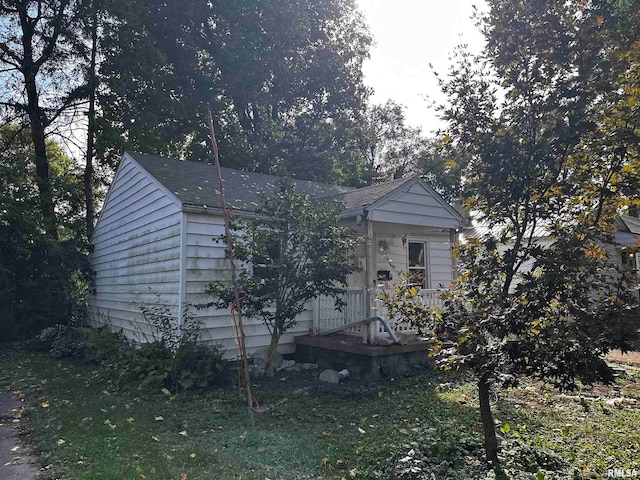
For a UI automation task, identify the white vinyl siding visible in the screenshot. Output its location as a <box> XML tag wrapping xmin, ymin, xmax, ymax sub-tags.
<box><xmin>373</xmin><ymin>223</ymin><xmax>454</xmax><ymax>289</ymax></box>
<box><xmin>368</xmin><ymin>182</ymin><xmax>460</xmax><ymax>229</ymax></box>
<box><xmin>88</xmin><ymin>156</ymin><xmax>182</xmax><ymax>341</ymax></box>
<box><xmin>183</xmin><ymin>212</ymin><xmax>314</xmax><ymax>358</ymax></box>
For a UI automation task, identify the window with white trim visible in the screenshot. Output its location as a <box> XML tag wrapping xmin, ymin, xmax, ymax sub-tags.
<box><xmin>407</xmin><ymin>240</ymin><xmax>429</xmax><ymax>288</ymax></box>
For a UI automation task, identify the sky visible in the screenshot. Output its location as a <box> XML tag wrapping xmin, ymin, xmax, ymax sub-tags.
<box><xmin>355</xmin><ymin>0</ymin><xmax>487</xmax><ymax>135</ymax></box>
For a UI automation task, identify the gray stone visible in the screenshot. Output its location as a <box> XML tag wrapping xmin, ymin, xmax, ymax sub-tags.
<box><xmin>337</xmin><ymin>368</ymin><xmax>350</xmax><ymax>379</ymax></box>
<box><xmin>375</xmin><ymin>334</ymin><xmax>394</xmax><ymax>346</ymax></box>
<box><xmin>396</xmin><ymin>332</ymin><xmax>415</xmax><ymax>345</ymax></box>
<box><xmin>276</xmin><ymin>359</ymin><xmax>297</xmax><ymax>371</ymax></box>
<box><xmin>319</xmin><ymin>369</ymin><xmax>340</xmax><ymax>384</ymax></box>
<box><xmin>253</xmin><ymin>347</ymin><xmax>283</xmax><ymax>372</ymax></box>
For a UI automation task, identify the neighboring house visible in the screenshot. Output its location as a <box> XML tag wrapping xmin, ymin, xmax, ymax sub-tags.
<box><xmin>614</xmin><ymin>215</ymin><xmax>640</xmax><ymax>281</ymax></box>
<box><xmin>464</xmin><ymin>215</ymin><xmax>640</xmax><ymax>290</ymax></box>
<box><xmin>88</xmin><ymin>152</ymin><xmax>464</xmax><ymax>358</ymax></box>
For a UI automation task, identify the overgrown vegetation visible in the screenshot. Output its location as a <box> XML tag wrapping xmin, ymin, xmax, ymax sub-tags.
<box><xmin>207</xmin><ymin>180</ymin><xmax>359</xmax><ymax>376</ymax></box>
<box><xmin>36</xmin><ymin>324</ymin><xmax>228</xmax><ymax>395</ymax></box>
<box><xmin>415</xmin><ymin>0</ymin><xmax>640</xmax><ymax>463</ymax></box>
<box><xmin>2</xmin><ymin>349</ymin><xmax>640</xmax><ymax>479</ymax></box>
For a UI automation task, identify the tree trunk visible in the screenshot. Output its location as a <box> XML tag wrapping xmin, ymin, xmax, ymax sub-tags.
<box><xmin>84</xmin><ymin>6</ymin><xmax>99</xmax><ymax>239</ymax></box>
<box><xmin>29</xmin><ymin>112</ymin><xmax>58</xmax><ymax>240</ymax></box>
<box><xmin>21</xmin><ymin>12</ymin><xmax>57</xmax><ymax>239</ymax></box>
<box><xmin>478</xmin><ymin>376</ymin><xmax>499</xmax><ymax>463</ymax></box>
<box><xmin>264</xmin><ymin>329</ymin><xmax>282</xmax><ymax>377</ymax></box>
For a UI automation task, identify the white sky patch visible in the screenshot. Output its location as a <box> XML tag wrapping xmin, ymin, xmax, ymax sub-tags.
<box><xmin>356</xmin><ymin>0</ymin><xmax>487</xmax><ymax>135</ymax></box>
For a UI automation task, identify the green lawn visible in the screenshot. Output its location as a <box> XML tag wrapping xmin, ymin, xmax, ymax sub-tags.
<box><xmin>1</xmin><ymin>350</ymin><xmax>640</xmax><ymax>479</ymax></box>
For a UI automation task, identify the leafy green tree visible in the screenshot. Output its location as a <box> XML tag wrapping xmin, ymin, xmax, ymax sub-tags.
<box><xmin>379</xmin><ymin>0</ymin><xmax>640</xmax><ymax>466</ymax></box>
<box><xmin>0</xmin><ymin>0</ymin><xmax>89</xmax><ymax>239</ymax></box>
<box><xmin>96</xmin><ymin>0</ymin><xmax>372</xmax><ymax>185</ymax></box>
<box><xmin>0</xmin><ymin>125</ymin><xmax>87</xmax><ymax>339</ymax></box>
<box><xmin>207</xmin><ymin>180</ymin><xmax>359</xmax><ymax>376</ymax></box>
<box><xmin>0</xmin><ymin>125</ymin><xmax>84</xmax><ymax>241</ymax></box>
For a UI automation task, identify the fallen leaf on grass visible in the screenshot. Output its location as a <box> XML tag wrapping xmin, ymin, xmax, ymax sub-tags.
<box><xmin>357</xmin><ymin>427</ymin><xmax>366</xmax><ymax>434</ymax></box>
<box><xmin>41</xmin><ymin>402</ymin><xmax>49</xmax><ymax>409</ymax></box>
<box><xmin>152</xmin><ymin>436</ymin><xmax>159</xmax><ymax>442</ymax></box>
<box><xmin>349</xmin><ymin>468</ymin><xmax>358</xmax><ymax>478</ymax></box>
<box><xmin>56</xmin><ymin>439</ymin><xmax>65</xmax><ymax>446</ymax></box>
<box><xmin>127</xmin><ymin>417</ymin><xmax>135</xmax><ymax>423</ymax></box>
<box><xmin>190</xmin><ymin>453</ymin><xmax>196</xmax><ymax>458</ymax></box>
<box><xmin>154</xmin><ymin>416</ymin><xmax>163</xmax><ymax>421</ymax></box>
<box><xmin>378</xmin><ymin>391</ymin><xmax>383</xmax><ymax>398</ymax></box>
<box><xmin>179</xmin><ymin>430</ymin><xmax>188</xmax><ymax>437</ymax></box>
<box><xmin>180</xmin><ymin>474</ymin><xmax>187</xmax><ymax>480</ymax></box>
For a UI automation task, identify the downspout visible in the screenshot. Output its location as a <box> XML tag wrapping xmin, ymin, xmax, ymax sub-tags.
<box><xmin>450</xmin><ymin>227</ymin><xmax>458</xmax><ymax>281</ymax></box>
<box><xmin>178</xmin><ymin>211</ymin><xmax>189</xmax><ymax>333</ymax></box>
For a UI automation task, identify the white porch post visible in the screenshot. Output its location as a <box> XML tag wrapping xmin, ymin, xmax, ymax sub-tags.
<box><xmin>364</xmin><ymin>217</ymin><xmax>376</xmax><ymax>343</ymax></box>
<box><xmin>312</xmin><ymin>297</ymin><xmax>320</xmax><ymax>334</ymax></box>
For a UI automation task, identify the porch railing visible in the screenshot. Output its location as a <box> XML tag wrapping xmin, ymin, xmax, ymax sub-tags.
<box><xmin>312</xmin><ymin>288</ymin><xmax>444</xmax><ymax>337</ymax></box>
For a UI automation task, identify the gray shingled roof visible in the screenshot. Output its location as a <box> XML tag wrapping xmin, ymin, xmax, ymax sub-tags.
<box><xmin>617</xmin><ymin>215</ymin><xmax>640</xmax><ymax>235</ymax></box>
<box><xmin>339</xmin><ymin>176</ymin><xmax>415</xmax><ymax>211</ymax></box>
<box><xmin>128</xmin><ymin>152</ymin><xmax>354</xmax><ymax>211</ymax></box>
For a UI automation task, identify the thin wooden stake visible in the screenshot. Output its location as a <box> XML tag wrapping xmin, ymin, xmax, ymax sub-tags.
<box><xmin>206</xmin><ymin>108</ymin><xmax>254</xmax><ymax>415</ymax></box>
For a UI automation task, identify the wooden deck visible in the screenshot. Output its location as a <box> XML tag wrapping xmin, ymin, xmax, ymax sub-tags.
<box><xmin>295</xmin><ymin>333</ymin><xmax>433</xmax><ymax>378</ymax></box>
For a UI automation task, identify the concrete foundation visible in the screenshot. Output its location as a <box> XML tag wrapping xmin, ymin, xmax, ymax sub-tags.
<box><xmin>294</xmin><ymin>333</ymin><xmax>432</xmax><ymax>378</ymax></box>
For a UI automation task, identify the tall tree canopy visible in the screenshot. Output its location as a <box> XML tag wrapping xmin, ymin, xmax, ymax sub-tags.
<box><xmin>0</xmin><ymin>0</ymin><xmax>87</xmax><ymax>238</ymax></box>
<box><xmin>426</xmin><ymin>0</ymin><xmax>640</xmax><ymax>465</ymax></box>
<box><xmin>97</xmin><ymin>0</ymin><xmax>372</xmax><ymax>184</ymax></box>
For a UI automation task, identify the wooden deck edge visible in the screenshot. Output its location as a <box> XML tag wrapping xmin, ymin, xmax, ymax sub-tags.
<box><xmin>294</xmin><ymin>334</ymin><xmax>432</xmax><ymax>357</ymax></box>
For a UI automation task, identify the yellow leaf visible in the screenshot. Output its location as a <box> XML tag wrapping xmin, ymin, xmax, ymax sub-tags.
<box><xmin>322</xmin><ymin>456</ymin><xmax>329</xmax><ymax>464</ymax></box>
<box><xmin>350</xmin><ymin>468</ymin><xmax>358</xmax><ymax>478</ymax></box>
<box><xmin>377</xmin><ymin>391</ymin><xmax>383</xmax><ymax>398</ymax></box>
<box><xmin>190</xmin><ymin>453</ymin><xmax>196</xmax><ymax>458</ymax></box>
<box><xmin>41</xmin><ymin>402</ymin><xmax>49</xmax><ymax>409</ymax></box>
<box><xmin>140</xmin><ymin>475</ymin><xmax>145</xmax><ymax>479</ymax></box>
<box><xmin>56</xmin><ymin>439</ymin><xmax>65</xmax><ymax>446</ymax></box>
<box><xmin>152</xmin><ymin>435</ymin><xmax>159</xmax><ymax>442</ymax></box>
<box><xmin>150</xmin><ymin>467</ymin><xmax>156</xmax><ymax>474</ymax></box>
<box><xmin>127</xmin><ymin>417</ymin><xmax>135</xmax><ymax>423</ymax></box>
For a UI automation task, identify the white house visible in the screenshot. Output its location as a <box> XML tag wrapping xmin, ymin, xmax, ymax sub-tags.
<box><xmin>88</xmin><ymin>152</ymin><xmax>464</xmax><ymax>358</ymax></box>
